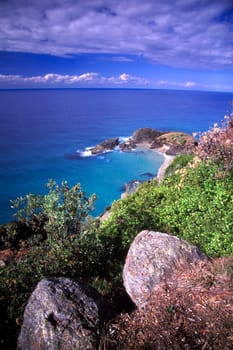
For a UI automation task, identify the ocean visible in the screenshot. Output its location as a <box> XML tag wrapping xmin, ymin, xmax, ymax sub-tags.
<box><xmin>0</xmin><ymin>88</ymin><xmax>232</xmax><ymax>224</ymax></box>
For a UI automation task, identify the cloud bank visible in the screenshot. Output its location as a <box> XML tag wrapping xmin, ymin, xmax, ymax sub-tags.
<box><xmin>1</xmin><ymin>72</ymin><xmax>231</xmax><ymax>91</ymax></box>
<box><xmin>0</xmin><ymin>72</ymin><xmax>149</xmax><ymax>88</ymax></box>
<box><xmin>0</xmin><ymin>0</ymin><xmax>233</xmax><ymax>69</ymax></box>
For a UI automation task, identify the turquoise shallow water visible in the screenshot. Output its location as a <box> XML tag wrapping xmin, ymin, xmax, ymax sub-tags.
<box><xmin>0</xmin><ymin>88</ymin><xmax>232</xmax><ymax>224</ymax></box>
<box><xmin>77</xmin><ymin>149</ymin><xmax>164</xmax><ymax>214</ymax></box>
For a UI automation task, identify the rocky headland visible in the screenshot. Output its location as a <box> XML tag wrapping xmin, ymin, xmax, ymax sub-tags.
<box><xmin>88</xmin><ymin>127</ymin><xmax>197</xmax><ymax>156</ymax></box>
<box><xmin>95</xmin><ymin>128</ymin><xmax>197</xmax><ymax>218</ymax></box>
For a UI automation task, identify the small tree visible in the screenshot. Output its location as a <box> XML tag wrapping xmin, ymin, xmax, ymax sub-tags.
<box><xmin>11</xmin><ymin>179</ymin><xmax>96</xmax><ymax>239</ymax></box>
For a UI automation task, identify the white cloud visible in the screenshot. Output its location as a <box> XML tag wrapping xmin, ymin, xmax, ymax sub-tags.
<box><xmin>111</xmin><ymin>56</ymin><xmax>134</xmax><ymax>62</ymax></box>
<box><xmin>1</xmin><ymin>73</ymin><xmax>232</xmax><ymax>91</ymax></box>
<box><xmin>111</xmin><ymin>73</ymin><xmax>149</xmax><ymax>85</ymax></box>
<box><xmin>0</xmin><ymin>0</ymin><xmax>232</xmax><ymax>69</ymax></box>
<box><xmin>156</xmin><ymin>79</ymin><xmax>233</xmax><ymax>92</ymax></box>
<box><xmin>0</xmin><ymin>74</ymin><xmax>21</xmax><ymax>82</ymax></box>
<box><xmin>0</xmin><ymin>72</ymin><xmax>100</xmax><ymax>85</ymax></box>
<box><xmin>184</xmin><ymin>81</ymin><xmax>196</xmax><ymax>87</ymax></box>
<box><xmin>157</xmin><ymin>80</ymin><xmax>197</xmax><ymax>88</ymax></box>
<box><xmin>0</xmin><ymin>72</ymin><xmax>149</xmax><ymax>87</ymax></box>
<box><xmin>119</xmin><ymin>73</ymin><xmax>130</xmax><ymax>81</ymax></box>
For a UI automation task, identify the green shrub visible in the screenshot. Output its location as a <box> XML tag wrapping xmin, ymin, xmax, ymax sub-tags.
<box><xmin>101</xmin><ymin>180</ymin><xmax>170</xmax><ymax>247</ymax></box>
<box><xmin>159</xmin><ymin>161</ymin><xmax>233</xmax><ymax>256</ymax></box>
<box><xmin>101</xmin><ymin>161</ymin><xmax>233</xmax><ymax>257</ymax></box>
<box><xmin>0</xmin><ymin>180</ymin><xmax>98</xmax><ymax>348</ymax></box>
<box><xmin>0</xmin><ymin>221</ymin><xmax>46</xmax><ymax>250</ymax></box>
<box><xmin>165</xmin><ymin>154</ymin><xmax>194</xmax><ymax>177</ymax></box>
<box><xmin>12</xmin><ymin>179</ymin><xmax>96</xmax><ymax>233</ymax></box>
<box><xmin>0</xmin><ymin>219</ymin><xmax>127</xmax><ymax>349</ymax></box>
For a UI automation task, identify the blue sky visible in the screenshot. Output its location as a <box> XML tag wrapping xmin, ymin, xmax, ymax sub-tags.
<box><xmin>0</xmin><ymin>0</ymin><xmax>233</xmax><ymax>91</ymax></box>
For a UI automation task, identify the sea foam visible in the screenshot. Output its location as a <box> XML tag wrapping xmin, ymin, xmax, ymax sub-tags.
<box><xmin>78</xmin><ymin>136</ymin><xmax>131</xmax><ymax>157</ymax></box>
<box><xmin>77</xmin><ymin>146</ymin><xmax>94</xmax><ymax>157</ymax></box>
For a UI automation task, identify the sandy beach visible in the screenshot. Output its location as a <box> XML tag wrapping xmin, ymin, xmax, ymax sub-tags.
<box><xmin>135</xmin><ymin>142</ymin><xmax>175</xmax><ymax>183</ymax></box>
<box><xmin>156</xmin><ymin>153</ymin><xmax>175</xmax><ymax>183</ymax></box>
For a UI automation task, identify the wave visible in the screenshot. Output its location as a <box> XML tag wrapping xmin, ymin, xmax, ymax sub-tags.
<box><xmin>78</xmin><ymin>148</ymin><xmax>113</xmax><ymax>158</ymax></box>
<box><xmin>79</xmin><ymin>147</ymin><xmax>94</xmax><ymax>157</ymax></box>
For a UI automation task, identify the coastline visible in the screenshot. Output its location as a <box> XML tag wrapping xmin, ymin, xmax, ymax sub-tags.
<box><xmin>135</xmin><ymin>143</ymin><xmax>175</xmax><ymax>183</ymax></box>
<box><xmin>100</xmin><ymin>145</ymin><xmax>175</xmax><ymax>222</ymax></box>
<box><xmin>156</xmin><ymin>152</ymin><xmax>175</xmax><ymax>183</ymax></box>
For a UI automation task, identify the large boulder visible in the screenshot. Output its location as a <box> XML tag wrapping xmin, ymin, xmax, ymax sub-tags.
<box><xmin>123</xmin><ymin>231</ymin><xmax>207</xmax><ymax>307</ymax></box>
<box><xmin>18</xmin><ymin>277</ymin><xmax>111</xmax><ymax>350</ymax></box>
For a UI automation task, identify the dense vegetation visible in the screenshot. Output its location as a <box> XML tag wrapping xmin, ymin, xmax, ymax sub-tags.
<box><xmin>0</xmin><ymin>115</ymin><xmax>233</xmax><ymax>349</ymax></box>
<box><xmin>101</xmin><ymin>160</ymin><xmax>233</xmax><ymax>256</ymax></box>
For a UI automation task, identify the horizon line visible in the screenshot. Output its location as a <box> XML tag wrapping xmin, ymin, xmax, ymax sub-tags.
<box><xmin>0</xmin><ymin>87</ymin><xmax>232</xmax><ymax>94</ymax></box>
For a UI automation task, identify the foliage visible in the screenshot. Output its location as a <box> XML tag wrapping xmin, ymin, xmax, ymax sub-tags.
<box><xmin>164</xmin><ymin>154</ymin><xmax>194</xmax><ymax>177</ymax></box>
<box><xmin>159</xmin><ymin>161</ymin><xmax>233</xmax><ymax>256</ymax></box>
<box><xmin>101</xmin><ymin>180</ymin><xmax>168</xmax><ymax>247</ymax></box>
<box><xmin>195</xmin><ymin>113</ymin><xmax>233</xmax><ymax>172</ymax></box>
<box><xmin>101</xmin><ymin>160</ymin><xmax>233</xmax><ymax>257</ymax></box>
<box><xmin>158</xmin><ymin>131</ymin><xmax>190</xmax><ymax>146</ymax></box>
<box><xmin>0</xmin><ymin>221</ymin><xmax>46</xmax><ymax>250</ymax></box>
<box><xmin>0</xmin><ymin>219</ymin><xmax>127</xmax><ymax>349</ymax></box>
<box><xmin>0</xmin><ymin>180</ymin><xmax>99</xmax><ymax>348</ymax></box>
<box><xmin>9</xmin><ymin>179</ymin><xmax>96</xmax><ymax>247</ymax></box>
<box><xmin>43</xmin><ymin>179</ymin><xmax>96</xmax><ymax>236</ymax></box>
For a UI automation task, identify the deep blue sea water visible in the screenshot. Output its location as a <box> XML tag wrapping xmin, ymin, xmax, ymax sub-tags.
<box><xmin>0</xmin><ymin>88</ymin><xmax>232</xmax><ymax>224</ymax></box>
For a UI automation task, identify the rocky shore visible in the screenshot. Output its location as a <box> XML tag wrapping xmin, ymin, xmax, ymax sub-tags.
<box><xmin>88</xmin><ymin>127</ymin><xmax>197</xmax><ymax>157</ymax></box>
<box><xmin>87</xmin><ymin>127</ymin><xmax>197</xmax><ymax>187</ymax></box>
<box><xmin>98</xmin><ymin>128</ymin><xmax>196</xmax><ymax>221</ymax></box>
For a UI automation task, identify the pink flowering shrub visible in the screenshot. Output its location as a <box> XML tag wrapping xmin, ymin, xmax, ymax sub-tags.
<box><xmin>195</xmin><ymin>114</ymin><xmax>233</xmax><ymax>172</ymax></box>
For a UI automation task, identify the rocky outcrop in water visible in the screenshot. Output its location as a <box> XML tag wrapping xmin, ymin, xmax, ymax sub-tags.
<box><xmin>123</xmin><ymin>230</ymin><xmax>207</xmax><ymax>307</ymax></box>
<box><xmin>90</xmin><ymin>137</ymin><xmax>119</xmax><ymax>155</ymax></box>
<box><xmin>75</xmin><ymin>128</ymin><xmax>197</xmax><ymax>157</ymax></box>
<box><xmin>132</xmin><ymin>128</ymin><xmax>162</xmax><ymax>144</ymax></box>
<box><xmin>121</xmin><ymin>128</ymin><xmax>196</xmax><ymax>155</ymax></box>
<box><xmin>18</xmin><ymin>277</ymin><xmax>111</xmax><ymax>350</ymax></box>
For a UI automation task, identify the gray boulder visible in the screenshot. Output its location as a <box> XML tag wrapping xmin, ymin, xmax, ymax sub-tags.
<box><xmin>123</xmin><ymin>230</ymin><xmax>207</xmax><ymax>307</ymax></box>
<box><xmin>18</xmin><ymin>277</ymin><xmax>111</xmax><ymax>350</ymax></box>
